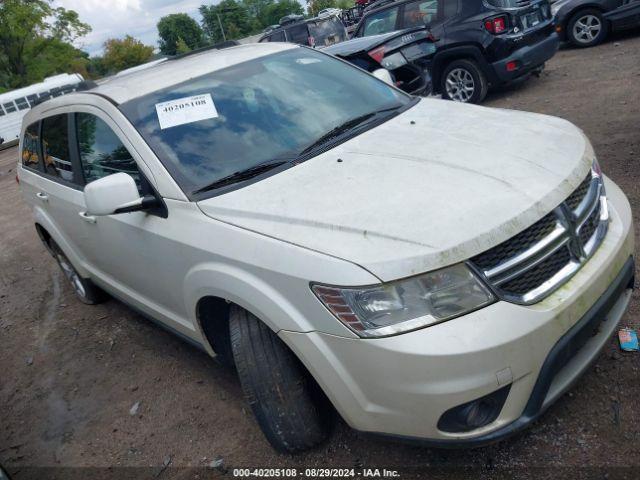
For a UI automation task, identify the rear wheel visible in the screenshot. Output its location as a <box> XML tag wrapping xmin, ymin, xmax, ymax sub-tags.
<box><xmin>50</xmin><ymin>241</ymin><xmax>107</xmax><ymax>305</ymax></box>
<box><xmin>229</xmin><ymin>306</ymin><xmax>329</xmax><ymax>453</ymax></box>
<box><xmin>441</xmin><ymin>59</ymin><xmax>488</xmax><ymax>104</ymax></box>
<box><xmin>567</xmin><ymin>9</ymin><xmax>608</xmax><ymax>48</ymax></box>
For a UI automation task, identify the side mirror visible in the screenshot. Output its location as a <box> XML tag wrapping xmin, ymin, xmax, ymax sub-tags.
<box><xmin>372</xmin><ymin>68</ymin><xmax>394</xmax><ymax>86</ymax></box>
<box><xmin>84</xmin><ymin>172</ymin><xmax>155</xmax><ymax>216</ymax></box>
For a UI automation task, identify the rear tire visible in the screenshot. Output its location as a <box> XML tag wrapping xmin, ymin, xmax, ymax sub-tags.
<box><xmin>50</xmin><ymin>241</ymin><xmax>107</xmax><ymax>305</ymax></box>
<box><xmin>567</xmin><ymin>9</ymin><xmax>608</xmax><ymax>48</ymax></box>
<box><xmin>229</xmin><ymin>306</ymin><xmax>328</xmax><ymax>453</ymax></box>
<box><xmin>440</xmin><ymin>59</ymin><xmax>488</xmax><ymax>104</ymax></box>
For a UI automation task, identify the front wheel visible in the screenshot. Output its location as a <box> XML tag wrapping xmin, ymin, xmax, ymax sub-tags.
<box><xmin>567</xmin><ymin>9</ymin><xmax>609</xmax><ymax>48</ymax></box>
<box><xmin>229</xmin><ymin>306</ymin><xmax>329</xmax><ymax>453</ymax></box>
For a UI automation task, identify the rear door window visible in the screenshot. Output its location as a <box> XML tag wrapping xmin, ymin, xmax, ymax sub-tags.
<box><xmin>41</xmin><ymin>114</ymin><xmax>74</xmax><ymax>182</ymax></box>
<box><xmin>402</xmin><ymin>0</ymin><xmax>439</xmax><ymax>28</ymax></box>
<box><xmin>270</xmin><ymin>30</ymin><xmax>286</xmax><ymax>42</ymax></box>
<box><xmin>21</xmin><ymin>123</ymin><xmax>41</xmax><ymax>170</ymax></box>
<box><xmin>362</xmin><ymin>7</ymin><xmax>400</xmax><ymax>36</ymax></box>
<box><xmin>76</xmin><ymin>112</ymin><xmax>142</xmax><ymax>190</ymax></box>
<box><xmin>286</xmin><ymin>24</ymin><xmax>309</xmax><ymax>44</ymax></box>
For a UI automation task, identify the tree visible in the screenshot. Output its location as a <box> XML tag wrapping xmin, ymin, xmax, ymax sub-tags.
<box><xmin>157</xmin><ymin>13</ymin><xmax>204</xmax><ymax>55</ymax></box>
<box><xmin>101</xmin><ymin>36</ymin><xmax>154</xmax><ymax>74</ymax></box>
<box><xmin>175</xmin><ymin>37</ymin><xmax>192</xmax><ymax>54</ymax></box>
<box><xmin>0</xmin><ymin>0</ymin><xmax>90</xmax><ymax>89</ymax></box>
<box><xmin>23</xmin><ymin>38</ymin><xmax>89</xmax><ymax>84</ymax></box>
<box><xmin>262</xmin><ymin>0</ymin><xmax>304</xmax><ymax>27</ymax></box>
<box><xmin>309</xmin><ymin>0</ymin><xmax>341</xmax><ymax>16</ymax></box>
<box><xmin>200</xmin><ymin>0</ymin><xmax>253</xmax><ymax>43</ymax></box>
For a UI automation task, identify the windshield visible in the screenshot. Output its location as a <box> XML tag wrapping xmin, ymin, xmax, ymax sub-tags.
<box><xmin>120</xmin><ymin>47</ymin><xmax>409</xmax><ymax>197</ymax></box>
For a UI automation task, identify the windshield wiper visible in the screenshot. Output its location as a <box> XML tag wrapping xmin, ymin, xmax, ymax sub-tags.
<box><xmin>296</xmin><ymin>105</ymin><xmax>404</xmax><ymax>160</ymax></box>
<box><xmin>193</xmin><ymin>159</ymin><xmax>289</xmax><ymax>195</ymax></box>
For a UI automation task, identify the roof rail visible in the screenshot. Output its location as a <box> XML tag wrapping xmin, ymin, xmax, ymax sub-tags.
<box><xmin>169</xmin><ymin>41</ymin><xmax>241</xmax><ymax>61</ymax></box>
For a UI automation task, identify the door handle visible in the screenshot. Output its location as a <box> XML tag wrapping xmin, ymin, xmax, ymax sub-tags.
<box><xmin>36</xmin><ymin>192</ymin><xmax>48</xmax><ymax>202</ymax></box>
<box><xmin>79</xmin><ymin>211</ymin><xmax>97</xmax><ymax>224</ymax></box>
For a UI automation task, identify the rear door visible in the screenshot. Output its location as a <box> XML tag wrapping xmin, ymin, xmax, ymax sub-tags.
<box><xmin>36</xmin><ymin>113</ymin><xmax>90</xmax><ymax>264</ymax></box>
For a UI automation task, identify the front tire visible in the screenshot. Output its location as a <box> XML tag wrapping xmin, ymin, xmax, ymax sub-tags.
<box><xmin>50</xmin><ymin>241</ymin><xmax>107</xmax><ymax>305</ymax></box>
<box><xmin>441</xmin><ymin>59</ymin><xmax>488</xmax><ymax>104</ymax></box>
<box><xmin>229</xmin><ymin>306</ymin><xmax>328</xmax><ymax>453</ymax></box>
<box><xmin>567</xmin><ymin>9</ymin><xmax>608</xmax><ymax>48</ymax></box>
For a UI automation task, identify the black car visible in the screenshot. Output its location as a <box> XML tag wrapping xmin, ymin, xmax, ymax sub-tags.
<box><xmin>352</xmin><ymin>0</ymin><xmax>559</xmax><ymax>103</ymax></box>
<box><xmin>259</xmin><ymin>14</ymin><xmax>349</xmax><ymax>47</ymax></box>
<box><xmin>323</xmin><ymin>27</ymin><xmax>435</xmax><ymax>96</ymax></box>
<box><xmin>552</xmin><ymin>0</ymin><xmax>640</xmax><ymax>47</ymax></box>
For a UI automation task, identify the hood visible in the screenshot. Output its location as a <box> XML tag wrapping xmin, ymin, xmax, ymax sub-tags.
<box><xmin>197</xmin><ymin>99</ymin><xmax>591</xmax><ymax>282</ymax></box>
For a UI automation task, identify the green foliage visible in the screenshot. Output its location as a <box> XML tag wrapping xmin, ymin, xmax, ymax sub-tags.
<box><xmin>199</xmin><ymin>0</ymin><xmax>305</xmax><ymax>43</ymax></box>
<box><xmin>100</xmin><ymin>36</ymin><xmax>155</xmax><ymax>74</ymax></box>
<box><xmin>175</xmin><ymin>37</ymin><xmax>192</xmax><ymax>54</ymax></box>
<box><xmin>309</xmin><ymin>0</ymin><xmax>343</xmax><ymax>16</ymax></box>
<box><xmin>0</xmin><ymin>0</ymin><xmax>91</xmax><ymax>89</ymax></box>
<box><xmin>157</xmin><ymin>13</ymin><xmax>204</xmax><ymax>55</ymax></box>
<box><xmin>200</xmin><ymin>0</ymin><xmax>253</xmax><ymax>43</ymax></box>
<box><xmin>262</xmin><ymin>0</ymin><xmax>304</xmax><ymax>27</ymax></box>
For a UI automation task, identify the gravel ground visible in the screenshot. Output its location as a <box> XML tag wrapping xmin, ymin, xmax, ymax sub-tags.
<box><xmin>1</xmin><ymin>31</ymin><xmax>640</xmax><ymax>480</ymax></box>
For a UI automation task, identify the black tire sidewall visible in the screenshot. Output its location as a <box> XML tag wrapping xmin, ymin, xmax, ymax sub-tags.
<box><xmin>567</xmin><ymin>9</ymin><xmax>608</xmax><ymax>48</ymax></box>
<box><xmin>229</xmin><ymin>306</ymin><xmax>328</xmax><ymax>453</ymax></box>
<box><xmin>440</xmin><ymin>59</ymin><xmax>488</xmax><ymax>104</ymax></box>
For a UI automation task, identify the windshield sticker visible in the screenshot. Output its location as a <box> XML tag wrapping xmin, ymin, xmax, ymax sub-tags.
<box><xmin>296</xmin><ymin>58</ymin><xmax>322</xmax><ymax>65</ymax></box>
<box><xmin>155</xmin><ymin>93</ymin><xmax>218</xmax><ymax>129</ymax></box>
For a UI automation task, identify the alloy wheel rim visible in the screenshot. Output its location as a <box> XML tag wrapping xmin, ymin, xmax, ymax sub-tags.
<box><xmin>57</xmin><ymin>254</ymin><xmax>87</xmax><ymax>298</ymax></box>
<box><xmin>445</xmin><ymin>68</ymin><xmax>475</xmax><ymax>102</ymax></box>
<box><xmin>573</xmin><ymin>15</ymin><xmax>601</xmax><ymax>44</ymax></box>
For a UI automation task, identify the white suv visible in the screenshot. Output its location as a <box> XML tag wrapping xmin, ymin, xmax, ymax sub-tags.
<box><xmin>18</xmin><ymin>43</ymin><xmax>634</xmax><ymax>452</ymax></box>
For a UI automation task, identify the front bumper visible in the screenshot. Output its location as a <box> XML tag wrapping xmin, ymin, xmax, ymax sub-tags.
<box><xmin>491</xmin><ymin>32</ymin><xmax>560</xmax><ymax>83</ymax></box>
<box><xmin>280</xmin><ymin>176</ymin><xmax>634</xmax><ymax>443</ymax></box>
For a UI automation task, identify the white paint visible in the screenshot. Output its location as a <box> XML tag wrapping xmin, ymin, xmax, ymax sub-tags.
<box><xmin>198</xmin><ymin>98</ymin><xmax>592</xmax><ymax>281</ymax></box>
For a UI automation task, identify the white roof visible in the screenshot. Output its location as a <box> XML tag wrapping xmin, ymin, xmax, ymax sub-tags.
<box><xmin>0</xmin><ymin>73</ymin><xmax>84</xmax><ymax>104</ymax></box>
<box><xmin>92</xmin><ymin>43</ymin><xmax>296</xmax><ymax>104</ymax></box>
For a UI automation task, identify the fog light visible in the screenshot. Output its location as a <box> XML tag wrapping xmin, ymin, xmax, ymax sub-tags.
<box><xmin>438</xmin><ymin>384</ymin><xmax>511</xmax><ymax>433</ymax></box>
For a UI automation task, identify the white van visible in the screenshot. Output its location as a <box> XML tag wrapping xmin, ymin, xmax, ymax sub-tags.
<box><xmin>0</xmin><ymin>73</ymin><xmax>84</xmax><ymax>147</ymax></box>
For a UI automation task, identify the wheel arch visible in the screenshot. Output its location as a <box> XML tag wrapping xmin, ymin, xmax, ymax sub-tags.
<box><xmin>561</xmin><ymin>4</ymin><xmax>609</xmax><ymax>36</ymax></box>
<box><xmin>187</xmin><ymin>263</ymin><xmax>319</xmax><ymax>357</ymax></box>
<box><xmin>431</xmin><ymin>45</ymin><xmax>493</xmax><ymax>93</ymax></box>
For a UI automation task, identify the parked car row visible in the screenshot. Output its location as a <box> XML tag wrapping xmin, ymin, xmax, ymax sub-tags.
<box><xmin>260</xmin><ymin>0</ymin><xmax>640</xmax><ymax>103</ymax></box>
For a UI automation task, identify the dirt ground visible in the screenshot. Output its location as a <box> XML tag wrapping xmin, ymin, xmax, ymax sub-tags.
<box><xmin>2</xmin><ymin>31</ymin><xmax>640</xmax><ymax>480</ymax></box>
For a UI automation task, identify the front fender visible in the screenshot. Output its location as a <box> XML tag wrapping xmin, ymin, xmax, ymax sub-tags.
<box><xmin>184</xmin><ymin>262</ymin><xmax>321</xmax><ymax>337</ymax></box>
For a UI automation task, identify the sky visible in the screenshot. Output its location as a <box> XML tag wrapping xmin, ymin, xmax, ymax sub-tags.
<box><xmin>53</xmin><ymin>0</ymin><xmax>218</xmax><ymax>56</ymax></box>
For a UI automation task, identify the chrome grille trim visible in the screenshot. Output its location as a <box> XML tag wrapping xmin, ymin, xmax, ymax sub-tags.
<box><xmin>470</xmin><ymin>169</ymin><xmax>609</xmax><ymax>305</ymax></box>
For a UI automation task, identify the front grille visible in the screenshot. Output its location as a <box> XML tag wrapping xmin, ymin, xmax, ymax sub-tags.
<box><xmin>473</xmin><ymin>212</ymin><xmax>556</xmax><ymax>271</ymax></box>
<box><xmin>565</xmin><ymin>173</ymin><xmax>592</xmax><ymax>211</ymax></box>
<box><xmin>470</xmin><ymin>169</ymin><xmax>608</xmax><ymax>304</ymax></box>
<box><xmin>579</xmin><ymin>200</ymin><xmax>601</xmax><ymax>245</ymax></box>
<box><xmin>500</xmin><ymin>247</ymin><xmax>571</xmax><ymax>296</ymax></box>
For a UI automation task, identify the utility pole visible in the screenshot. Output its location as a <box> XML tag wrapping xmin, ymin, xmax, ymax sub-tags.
<box><xmin>216</xmin><ymin>13</ymin><xmax>227</xmax><ymax>41</ymax></box>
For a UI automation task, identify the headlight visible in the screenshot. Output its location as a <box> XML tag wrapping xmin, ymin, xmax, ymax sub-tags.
<box><xmin>312</xmin><ymin>264</ymin><xmax>495</xmax><ymax>337</ymax></box>
<box><xmin>550</xmin><ymin>2</ymin><xmax>562</xmax><ymax>16</ymax></box>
